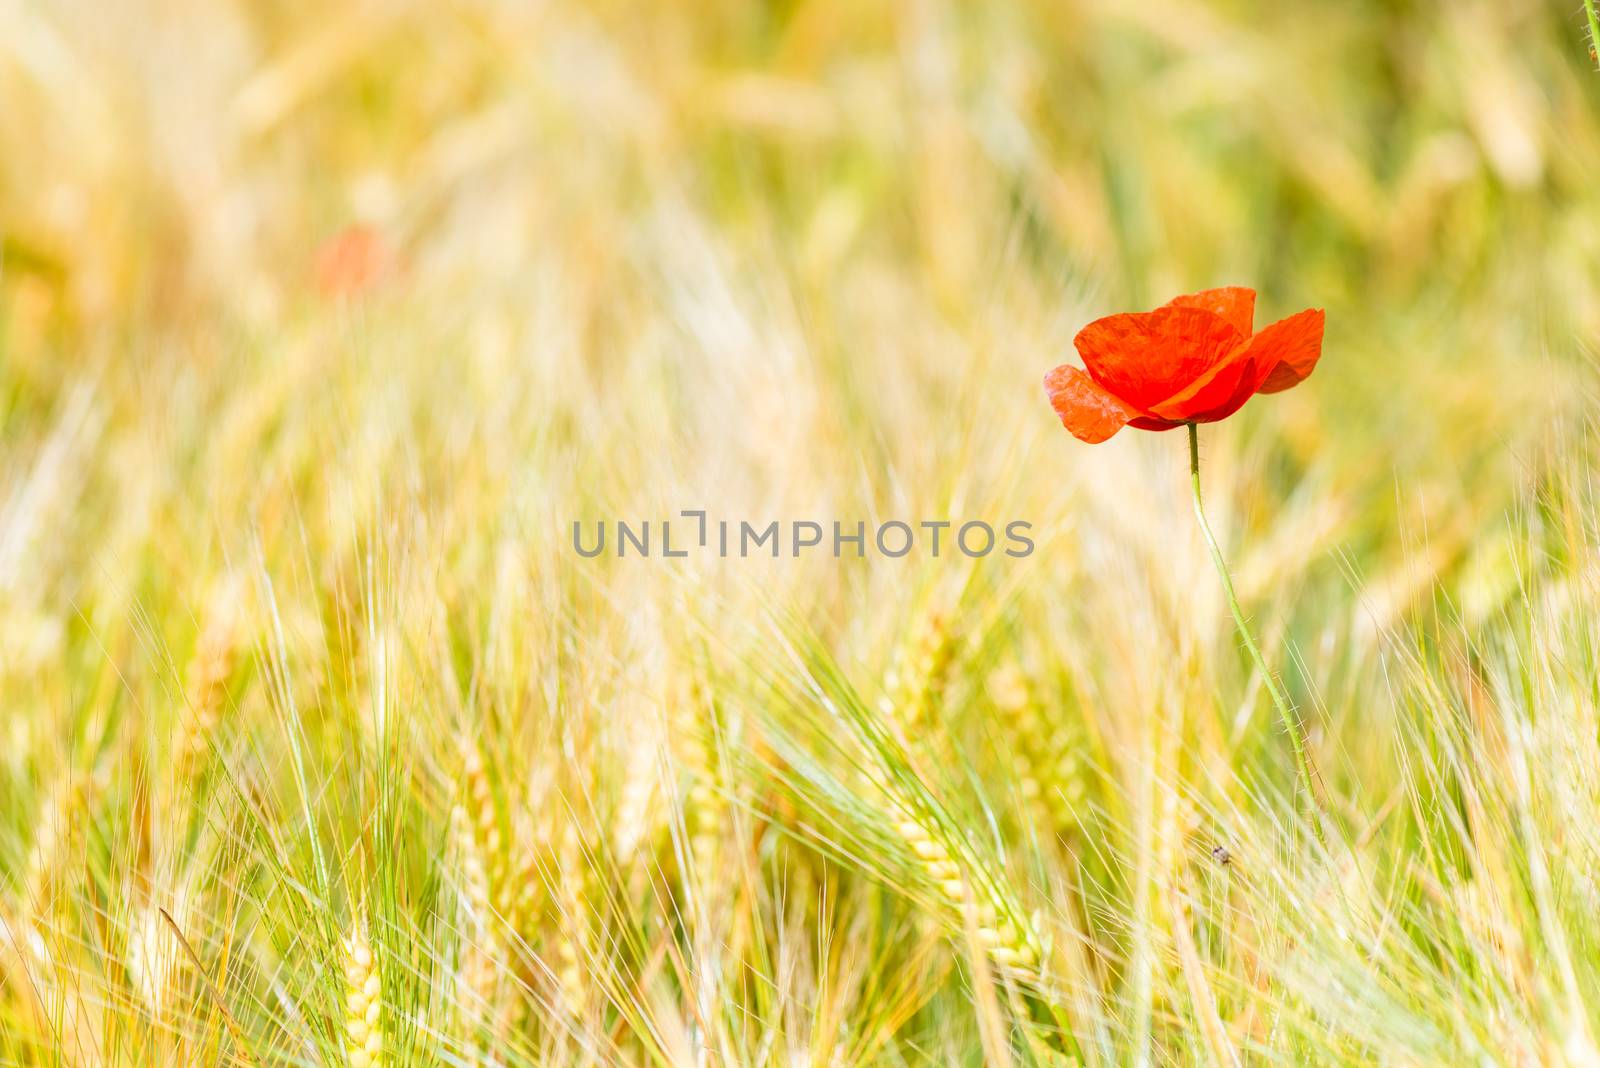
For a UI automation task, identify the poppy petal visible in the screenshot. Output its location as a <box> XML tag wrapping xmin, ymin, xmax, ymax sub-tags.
<box><xmin>1127</xmin><ymin>415</ymin><xmax>1188</xmax><ymax>432</ymax></box>
<box><xmin>1186</xmin><ymin>307</ymin><xmax>1325</xmax><ymax>422</ymax></box>
<box><xmin>1253</xmin><ymin>308</ymin><xmax>1326</xmax><ymax>394</ymax></box>
<box><xmin>1073</xmin><ymin>306</ymin><xmax>1245</xmax><ymax>410</ymax></box>
<box><xmin>1146</xmin><ymin>340</ymin><xmax>1256</xmax><ymax>422</ymax></box>
<box><xmin>1190</xmin><ymin>351</ymin><xmax>1279</xmax><ymax>422</ymax></box>
<box><xmin>1044</xmin><ymin>364</ymin><xmax>1141</xmax><ymax>444</ymax></box>
<box><xmin>1164</xmin><ymin>286</ymin><xmax>1255</xmax><ymax>336</ymax></box>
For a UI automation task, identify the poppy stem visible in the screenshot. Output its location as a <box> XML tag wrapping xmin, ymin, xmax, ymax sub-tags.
<box><xmin>1186</xmin><ymin>421</ymin><xmax>1327</xmax><ymax>846</ymax></box>
<box><xmin>1587</xmin><ymin>0</ymin><xmax>1600</xmax><ymax>70</ymax></box>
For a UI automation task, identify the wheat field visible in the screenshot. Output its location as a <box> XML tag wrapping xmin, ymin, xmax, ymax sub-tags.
<box><xmin>3</xmin><ymin>0</ymin><xmax>1600</xmax><ymax>1064</ymax></box>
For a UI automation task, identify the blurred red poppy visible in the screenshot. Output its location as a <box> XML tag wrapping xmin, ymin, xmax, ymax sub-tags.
<box><xmin>314</xmin><ymin>224</ymin><xmax>392</xmax><ymax>299</ymax></box>
<box><xmin>1043</xmin><ymin>287</ymin><xmax>1324</xmax><ymax>443</ymax></box>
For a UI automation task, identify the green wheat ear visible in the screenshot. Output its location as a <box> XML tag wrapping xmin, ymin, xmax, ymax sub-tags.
<box><xmin>990</xmin><ymin>661</ymin><xmax>1085</xmax><ymax>838</ymax></box>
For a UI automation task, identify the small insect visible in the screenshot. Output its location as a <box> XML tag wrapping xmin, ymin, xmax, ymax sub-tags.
<box><xmin>1210</xmin><ymin>844</ymin><xmax>1232</xmax><ymax>868</ymax></box>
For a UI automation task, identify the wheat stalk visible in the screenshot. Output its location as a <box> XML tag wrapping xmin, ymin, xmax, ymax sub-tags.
<box><xmin>989</xmin><ymin>662</ymin><xmax>1084</xmax><ymax>837</ymax></box>
<box><xmin>174</xmin><ymin>579</ymin><xmax>244</xmax><ymax>781</ymax></box>
<box><xmin>887</xmin><ymin>794</ymin><xmax>1043</xmax><ymax>980</ymax></box>
<box><xmin>549</xmin><ymin>818</ymin><xmax>590</xmax><ymax>1018</ymax></box>
<box><xmin>343</xmin><ymin>923</ymin><xmax>385</xmax><ymax>1068</ymax></box>
<box><xmin>450</xmin><ymin>801</ymin><xmax>501</xmax><ymax>1037</ymax></box>
<box><xmin>878</xmin><ymin>609</ymin><xmax>953</xmax><ymax>735</ymax></box>
<box><xmin>126</xmin><ymin>889</ymin><xmax>194</xmax><ymax>1023</ymax></box>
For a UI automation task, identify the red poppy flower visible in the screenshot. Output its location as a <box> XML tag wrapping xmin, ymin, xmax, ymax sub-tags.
<box><xmin>314</xmin><ymin>224</ymin><xmax>392</xmax><ymax>299</ymax></box>
<box><xmin>1043</xmin><ymin>287</ymin><xmax>1324</xmax><ymax>443</ymax></box>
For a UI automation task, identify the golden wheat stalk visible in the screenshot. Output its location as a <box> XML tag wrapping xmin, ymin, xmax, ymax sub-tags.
<box><xmin>450</xmin><ymin>801</ymin><xmax>500</xmax><ymax>1036</ymax></box>
<box><xmin>126</xmin><ymin>889</ymin><xmax>194</xmax><ymax>1023</ymax></box>
<box><xmin>21</xmin><ymin>770</ymin><xmax>100</xmax><ymax>918</ymax></box>
<box><xmin>683</xmin><ymin>709</ymin><xmax>727</xmax><ymax>874</ymax></box>
<box><xmin>174</xmin><ymin>578</ymin><xmax>244</xmax><ymax>780</ymax></box>
<box><xmin>343</xmin><ymin>923</ymin><xmax>385</xmax><ymax>1068</ymax></box>
<box><xmin>549</xmin><ymin>818</ymin><xmax>589</xmax><ymax>1017</ymax></box>
<box><xmin>887</xmin><ymin>795</ymin><xmax>1042</xmax><ymax>980</ymax></box>
<box><xmin>460</xmin><ymin>737</ymin><xmax>538</xmax><ymax>936</ymax></box>
<box><xmin>878</xmin><ymin>609</ymin><xmax>953</xmax><ymax>735</ymax></box>
<box><xmin>989</xmin><ymin>662</ymin><xmax>1084</xmax><ymax>837</ymax></box>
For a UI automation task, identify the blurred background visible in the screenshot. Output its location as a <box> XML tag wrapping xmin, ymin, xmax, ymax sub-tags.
<box><xmin>4</xmin><ymin>0</ymin><xmax>1600</xmax><ymax>1063</ymax></box>
<box><xmin>4</xmin><ymin>0</ymin><xmax>1596</xmax><ymax>602</ymax></box>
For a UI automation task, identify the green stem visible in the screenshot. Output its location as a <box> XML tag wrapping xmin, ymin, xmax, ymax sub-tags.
<box><xmin>1186</xmin><ymin>422</ymin><xmax>1326</xmax><ymax>845</ymax></box>
<box><xmin>1587</xmin><ymin>0</ymin><xmax>1600</xmax><ymax>70</ymax></box>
